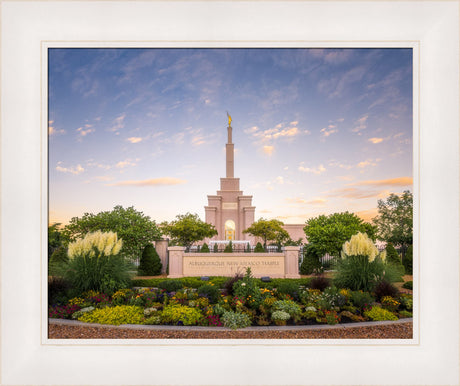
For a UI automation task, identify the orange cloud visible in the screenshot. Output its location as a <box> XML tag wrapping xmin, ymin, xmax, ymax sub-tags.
<box><xmin>368</xmin><ymin>137</ymin><xmax>383</xmax><ymax>144</ymax></box>
<box><xmin>353</xmin><ymin>177</ymin><xmax>413</xmax><ymax>187</ymax></box>
<box><xmin>263</xmin><ymin>145</ymin><xmax>274</xmax><ymax>156</ymax></box>
<box><xmin>126</xmin><ymin>137</ymin><xmax>143</xmax><ymax>144</ymax></box>
<box><xmin>108</xmin><ymin>177</ymin><xmax>187</xmax><ymax>187</ymax></box>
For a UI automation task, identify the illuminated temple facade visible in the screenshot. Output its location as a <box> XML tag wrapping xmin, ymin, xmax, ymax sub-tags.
<box><xmin>204</xmin><ymin>119</ymin><xmax>255</xmax><ymax>241</ymax></box>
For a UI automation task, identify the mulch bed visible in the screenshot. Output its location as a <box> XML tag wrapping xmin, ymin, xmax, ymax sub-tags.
<box><xmin>49</xmin><ymin>321</ymin><xmax>412</xmax><ymax>339</ymax></box>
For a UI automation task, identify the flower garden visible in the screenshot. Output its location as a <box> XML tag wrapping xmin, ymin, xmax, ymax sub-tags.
<box><xmin>49</xmin><ymin>231</ymin><xmax>413</xmax><ymax>330</ymax></box>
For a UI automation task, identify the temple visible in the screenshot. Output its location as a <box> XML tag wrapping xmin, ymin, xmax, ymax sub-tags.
<box><xmin>204</xmin><ymin>116</ymin><xmax>255</xmax><ymax>241</ymax></box>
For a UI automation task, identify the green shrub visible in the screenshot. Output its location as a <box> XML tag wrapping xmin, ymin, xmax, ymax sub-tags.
<box><xmin>78</xmin><ymin>305</ymin><xmax>144</xmax><ymax>325</ymax></box>
<box><xmin>246</xmin><ymin>243</ymin><xmax>251</xmax><ymax>252</ymax></box>
<box><xmin>158</xmin><ymin>279</ymin><xmax>184</xmax><ymax>292</ymax></box>
<box><xmin>364</xmin><ymin>306</ymin><xmax>398</xmax><ymax>321</ymax></box>
<box><xmin>160</xmin><ymin>304</ymin><xmax>203</xmax><ymax>326</ymax></box>
<box><xmin>224</xmin><ymin>241</ymin><xmax>233</xmax><ymax>253</ymax></box>
<box><xmin>254</xmin><ymin>242</ymin><xmax>265</xmax><ymax>252</ymax></box>
<box><xmin>208</xmin><ymin>277</ymin><xmax>227</xmax><ymax>289</ymax></box>
<box><xmin>131</xmin><ymin>278</ymin><xmax>164</xmax><ymax>287</ymax></box>
<box><xmin>271</xmin><ymin>310</ymin><xmax>290</xmax><ymax>324</ymax></box>
<box><xmin>385</xmin><ymin>243</ymin><xmax>401</xmax><ymax>265</ymax></box>
<box><xmin>138</xmin><ymin>244</ymin><xmax>162</xmax><ymax>276</ymax></box>
<box><xmin>399</xmin><ymin>294</ymin><xmax>413</xmax><ymax>311</ymax></box>
<box><xmin>180</xmin><ymin>277</ymin><xmax>206</xmax><ymax>288</ymax></box>
<box><xmin>272</xmin><ymin>300</ymin><xmax>301</xmax><ymax>321</ymax></box>
<box><xmin>399</xmin><ymin>310</ymin><xmax>413</xmax><ymax>318</ymax></box>
<box><xmin>201</xmin><ymin>243</ymin><xmax>210</xmax><ymax>253</ymax></box>
<box><xmin>48</xmin><ymin>276</ymin><xmax>73</xmax><ymax>305</ymax></box>
<box><xmin>317</xmin><ymin>287</ymin><xmax>347</xmax><ymax>310</ymax></box>
<box><xmin>71</xmin><ymin>306</ymin><xmax>95</xmax><ymax>320</ymax></box>
<box><xmin>221</xmin><ymin>311</ymin><xmax>252</xmax><ymax>329</ymax></box>
<box><xmin>273</xmin><ymin>281</ymin><xmax>301</xmax><ymax>301</ymax></box>
<box><xmin>350</xmin><ymin>290</ymin><xmax>375</xmax><ymax>310</ymax></box>
<box><xmin>49</xmin><ymin>246</ymin><xmax>69</xmax><ymax>275</ymax></box>
<box><xmin>197</xmin><ymin>284</ymin><xmax>221</xmax><ymax>304</ymax></box>
<box><xmin>233</xmin><ymin>268</ymin><xmax>262</xmax><ymax>308</ymax></box>
<box><xmin>213</xmin><ymin>243</ymin><xmax>218</xmax><ymax>253</ymax></box>
<box><xmin>402</xmin><ymin>245</ymin><xmax>413</xmax><ymax>275</ymax></box>
<box><xmin>300</xmin><ymin>244</ymin><xmax>322</xmax><ymax>275</ymax></box>
<box><xmin>402</xmin><ymin>281</ymin><xmax>413</xmax><ymax>290</ymax></box>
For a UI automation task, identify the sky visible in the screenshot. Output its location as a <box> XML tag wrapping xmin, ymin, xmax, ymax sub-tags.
<box><xmin>48</xmin><ymin>48</ymin><xmax>413</xmax><ymax>226</ymax></box>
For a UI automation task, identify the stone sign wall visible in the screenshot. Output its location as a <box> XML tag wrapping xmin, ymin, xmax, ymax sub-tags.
<box><xmin>167</xmin><ymin>246</ymin><xmax>301</xmax><ymax>278</ymax></box>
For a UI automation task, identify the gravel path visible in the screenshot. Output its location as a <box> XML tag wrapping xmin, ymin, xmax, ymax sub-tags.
<box><xmin>48</xmin><ymin>320</ymin><xmax>413</xmax><ymax>339</ymax></box>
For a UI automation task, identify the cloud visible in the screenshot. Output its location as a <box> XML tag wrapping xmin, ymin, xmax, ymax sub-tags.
<box><xmin>115</xmin><ymin>159</ymin><xmax>137</xmax><ymax>168</ymax></box>
<box><xmin>247</xmin><ymin>121</ymin><xmax>302</xmax><ymax>143</ymax></box>
<box><xmin>263</xmin><ymin>145</ymin><xmax>274</xmax><ymax>156</ymax></box>
<box><xmin>320</xmin><ymin>126</ymin><xmax>338</xmax><ymax>137</ymax></box>
<box><xmin>126</xmin><ymin>137</ymin><xmax>143</xmax><ymax>144</ymax></box>
<box><xmin>108</xmin><ymin>177</ymin><xmax>187</xmax><ymax>187</ymax></box>
<box><xmin>307</xmin><ymin>198</ymin><xmax>327</xmax><ymax>205</ymax></box>
<box><xmin>77</xmin><ymin>125</ymin><xmax>95</xmax><ymax>137</ymax></box>
<box><xmin>368</xmin><ymin>137</ymin><xmax>383</xmax><ymax>144</ymax></box>
<box><xmin>352</xmin><ymin>177</ymin><xmax>413</xmax><ymax>187</ymax></box>
<box><xmin>275</xmin><ymin>176</ymin><xmax>284</xmax><ymax>185</ymax></box>
<box><xmin>286</xmin><ymin>197</ymin><xmax>307</xmax><ymax>204</ymax></box>
<box><xmin>298</xmin><ymin>163</ymin><xmax>326</xmax><ymax>175</ymax></box>
<box><xmin>326</xmin><ymin>187</ymin><xmax>385</xmax><ymax>200</ymax></box>
<box><xmin>108</xmin><ymin>113</ymin><xmax>126</xmax><ymax>134</ymax></box>
<box><xmin>351</xmin><ymin>114</ymin><xmax>369</xmax><ymax>134</ymax></box>
<box><xmin>48</xmin><ymin>120</ymin><xmax>65</xmax><ymax>135</ymax></box>
<box><xmin>56</xmin><ymin>162</ymin><xmax>84</xmax><ymax>175</ymax></box>
<box><xmin>356</xmin><ymin>159</ymin><xmax>377</xmax><ymax>168</ymax></box>
<box><xmin>355</xmin><ymin>209</ymin><xmax>379</xmax><ymax>222</ymax></box>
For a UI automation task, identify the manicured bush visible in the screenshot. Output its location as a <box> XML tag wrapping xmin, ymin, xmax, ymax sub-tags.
<box><xmin>221</xmin><ymin>311</ymin><xmax>252</xmax><ymax>329</ymax></box>
<box><xmin>364</xmin><ymin>306</ymin><xmax>398</xmax><ymax>321</ymax></box>
<box><xmin>197</xmin><ymin>284</ymin><xmax>221</xmax><ymax>304</ymax></box>
<box><xmin>254</xmin><ymin>242</ymin><xmax>265</xmax><ymax>252</ymax></box>
<box><xmin>201</xmin><ymin>243</ymin><xmax>210</xmax><ymax>253</ymax></box>
<box><xmin>138</xmin><ymin>244</ymin><xmax>162</xmax><ymax>276</ymax></box>
<box><xmin>160</xmin><ymin>304</ymin><xmax>203</xmax><ymax>326</ymax></box>
<box><xmin>224</xmin><ymin>241</ymin><xmax>233</xmax><ymax>253</ymax></box>
<box><xmin>213</xmin><ymin>243</ymin><xmax>218</xmax><ymax>253</ymax></box>
<box><xmin>300</xmin><ymin>244</ymin><xmax>322</xmax><ymax>275</ymax></box>
<box><xmin>402</xmin><ymin>281</ymin><xmax>413</xmax><ymax>290</ymax></box>
<box><xmin>309</xmin><ymin>276</ymin><xmax>331</xmax><ymax>291</ymax></box>
<box><xmin>385</xmin><ymin>242</ymin><xmax>401</xmax><ymax>265</ymax></box>
<box><xmin>402</xmin><ymin>245</ymin><xmax>413</xmax><ymax>275</ymax></box>
<box><xmin>246</xmin><ymin>243</ymin><xmax>251</xmax><ymax>252</ymax></box>
<box><xmin>63</xmin><ymin>231</ymin><xmax>131</xmax><ymax>294</ymax></box>
<box><xmin>158</xmin><ymin>279</ymin><xmax>184</xmax><ymax>292</ymax></box>
<box><xmin>373</xmin><ymin>280</ymin><xmax>399</xmax><ymax>301</ymax></box>
<box><xmin>78</xmin><ymin>305</ymin><xmax>144</xmax><ymax>325</ymax></box>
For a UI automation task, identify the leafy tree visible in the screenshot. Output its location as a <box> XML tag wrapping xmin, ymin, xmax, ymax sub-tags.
<box><xmin>49</xmin><ymin>246</ymin><xmax>69</xmax><ymax>276</ymax></box>
<box><xmin>63</xmin><ymin>206</ymin><xmax>161</xmax><ymax>262</ymax></box>
<box><xmin>402</xmin><ymin>244</ymin><xmax>413</xmax><ymax>275</ymax></box>
<box><xmin>385</xmin><ymin>242</ymin><xmax>401</xmax><ymax>265</ymax></box>
<box><xmin>161</xmin><ymin>212</ymin><xmax>217</xmax><ymax>251</ymax></box>
<box><xmin>373</xmin><ymin>190</ymin><xmax>413</xmax><ymax>253</ymax></box>
<box><xmin>243</xmin><ymin>218</ymin><xmax>289</xmax><ymax>249</ymax></box>
<box><xmin>138</xmin><ymin>244</ymin><xmax>162</xmax><ymax>276</ymax></box>
<box><xmin>303</xmin><ymin>212</ymin><xmax>376</xmax><ymax>258</ymax></box>
<box><xmin>48</xmin><ymin>223</ymin><xmax>65</xmax><ymax>260</ymax></box>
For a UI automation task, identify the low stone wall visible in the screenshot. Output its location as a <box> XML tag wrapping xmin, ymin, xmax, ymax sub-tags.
<box><xmin>168</xmin><ymin>246</ymin><xmax>300</xmax><ymax>278</ymax></box>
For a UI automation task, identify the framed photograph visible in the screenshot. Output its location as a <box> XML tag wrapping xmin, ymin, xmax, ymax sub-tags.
<box><xmin>1</xmin><ymin>1</ymin><xmax>458</xmax><ymax>385</ymax></box>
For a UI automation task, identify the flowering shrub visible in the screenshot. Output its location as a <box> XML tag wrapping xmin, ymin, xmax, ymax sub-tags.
<box><xmin>233</xmin><ymin>268</ymin><xmax>262</xmax><ymax>309</ymax></box>
<box><xmin>317</xmin><ymin>287</ymin><xmax>347</xmax><ymax>310</ymax></box>
<box><xmin>398</xmin><ymin>294</ymin><xmax>413</xmax><ymax>311</ymax></box>
<box><xmin>381</xmin><ymin>296</ymin><xmax>400</xmax><ymax>312</ymax></box>
<box><xmin>350</xmin><ymin>290</ymin><xmax>375</xmax><ymax>310</ymax></box>
<box><xmin>325</xmin><ymin>310</ymin><xmax>340</xmax><ymax>325</ymax></box>
<box><xmin>160</xmin><ymin>305</ymin><xmax>203</xmax><ymax>326</ymax></box>
<box><xmin>271</xmin><ymin>310</ymin><xmax>290</xmax><ymax>325</ymax></box>
<box><xmin>78</xmin><ymin>305</ymin><xmax>144</xmax><ymax>325</ymax></box>
<box><xmin>112</xmin><ymin>289</ymin><xmax>135</xmax><ymax>305</ymax></box>
<box><xmin>271</xmin><ymin>300</ymin><xmax>301</xmax><ymax>321</ymax></box>
<box><xmin>49</xmin><ymin>304</ymin><xmax>81</xmax><ymax>319</ymax></box>
<box><xmin>221</xmin><ymin>311</ymin><xmax>252</xmax><ymax>330</ymax></box>
<box><xmin>197</xmin><ymin>284</ymin><xmax>221</xmax><ymax>304</ymax></box>
<box><xmin>200</xmin><ymin>314</ymin><xmax>223</xmax><ymax>327</ymax></box>
<box><xmin>364</xmin><ymin>306</ymin><xmax>398</xmax><ymax>321</ymax></box>
<box><xmin>68</xmin><ymin>297</ymin><xmax>86</xmax><ymax>306</ymax></box>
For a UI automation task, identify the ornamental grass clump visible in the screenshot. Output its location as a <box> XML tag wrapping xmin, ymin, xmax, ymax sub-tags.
<box><xmin>62</xmin><ymin>231</ymin><xmax>131</xmax><ymax>294</ymax></box>
<box><xmin>334</xmin><ymin>232</ymin><xmax>394</xmax><ymax>292</ymax></box>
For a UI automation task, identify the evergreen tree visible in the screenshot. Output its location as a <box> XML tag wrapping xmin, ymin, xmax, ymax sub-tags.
<box><xmin>138</xmin><ymin>244</ymin><xmax>162</xmax><ymax>276</ymax></box>
<box><xmin>254</xmin><ymin>242</ymin><xmax>265</xmax><ymax>252</ymax></box>
<box><xmin>201</xmin><ymin>243</ymin><xmax>210</xmax><ymax>253</ymax></box>
<box><xmin>224</xmin><ymin>241</ymin><xmax>233</xmax><ymax>253</ymax></box>
<box><xmin>213</xmin><ymin>243</ymin><xmax>218</xmax><ymax>253</ymax></box>
<box><xmin>300</xmin><ymin>244</ymin><xmax>322</xmax><ymax>275</ymax></box>
<box><xmin>385</xmin><ymin>242</ymin><xmax>401</xmax><ymax>265</ymax></box>
<box><xmin>246</xmin><ymin>243</ymin><xmax>251</xmax><ymax>253</ymax></box>
<box><xmin>402</xmin><ymin>244</ymin><xmax>413</xmax><ymax>275</ymax></box>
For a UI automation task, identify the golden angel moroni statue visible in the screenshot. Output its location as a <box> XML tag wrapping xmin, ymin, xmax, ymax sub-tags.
<box><xmin>227</xmin><ymin>111</ymin><xmax>232</xmax><ymax>127</ymax></box>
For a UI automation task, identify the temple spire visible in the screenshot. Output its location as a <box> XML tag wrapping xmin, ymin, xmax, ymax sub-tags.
<box><xmin>226</xmin><ymin>113</ymin><xmax>234</xmax><ymax>178</ymax></box>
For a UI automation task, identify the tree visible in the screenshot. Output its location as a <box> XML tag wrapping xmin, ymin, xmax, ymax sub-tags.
<box><xmin>201</xmin><ymin>243</ymin><xmax>210</xmax><ymax>253</ymax></box>
<box><xmin>243</xmin><ymin>218</ymin><xmax>289</xmax><ymax>249</ymax></box>
<box><xmin>224</xmin><ymin>241</ymin><xmax>233</xmax><ymax>253</ymax></box>
<box><xmin>63</xmin><ymin>206</ymin><xmax>162</xmax><ymax>262</ymax></box>
<box><xmin>160</xmin><ymin>212</ymin><xmax>217</xmax><ymax>251</ymax></box>
<box><xmin>303</xmin><ymin>212</ymin><xmax>376</xmax><ymax>258</ymax></box>
<box><xmin>138</xmin><ymin>244</ymin><xmax>162</xmax><ymax>276</ymax></box>
<box><xmin>48</xmin><ymin>223</ymin><xmax>65</xmax><ymax>260</ymax></box>
<box><xmin>373</xmin><ymin>190</ymin><xmax>413</xmax><ymax>253</ymax></box>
